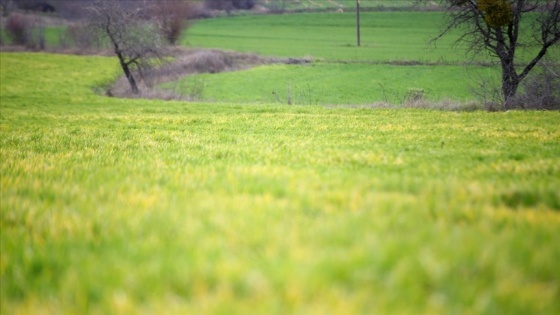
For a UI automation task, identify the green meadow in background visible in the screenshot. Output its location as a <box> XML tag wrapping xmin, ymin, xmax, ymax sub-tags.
<box><xmin>175</xmin><ymin>12</ymin><xmax>557</xmax><ymax>105</ymax></box>
<box><xmin>162</xmin><ymin>62</ymin><xmax>498</xmax><ymax>105</ymax></box>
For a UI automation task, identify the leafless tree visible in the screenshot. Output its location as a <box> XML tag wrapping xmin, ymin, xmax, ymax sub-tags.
<box><xmin>86</xmin><ymin>0</ymin><xmax>167</xmax><ymax>94</ymax></box>
<box><xmin>433</xmin><ymin>0</ymin><xmax>559</xmax><ymax>108</ymax></box>
<box><xmin>152</xmin><ymin>0</ymin><xmax>192</xmax><ymax>45</ymax></box>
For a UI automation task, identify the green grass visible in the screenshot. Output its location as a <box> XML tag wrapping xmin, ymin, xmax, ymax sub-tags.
<box><xmin>179</xmin><ymin>12</ymin><xmax>486</xmax><ymax>104</ymax></box>
<box><xmin>184</xmin><ymin>12</ymin><xmax>468</xmax><ymax>62</ymax></box>
<box><xmin>184</xmin><ymin>11</ymin><xmax>557</xmax><ymax>63</ymax></box>
<box><xmin>176</xmin><ymin>11</ymin><xmax>558</xmax><ymax>104</ymax></box>
<box><xmin>2</xmin><ymin>52</ymin><xmax>560</xmax><ymax>314</ymax></box>
<box><xmin>162</xmin><ymin>62</ymin><xmax>499</xmax><ymax>104</ymax></box>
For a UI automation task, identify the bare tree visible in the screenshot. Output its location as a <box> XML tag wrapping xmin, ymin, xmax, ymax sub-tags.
<box><xmin>152</xmin><ymin>0</ymin><xmax>192</xmax><ymax>45</ymax></box>
<box><xmin>86</xmin><ymin>0</ymin><xmax>167</xmax><ymax>94</ymax></box>
<box><xmin>434</xmin><ymin>0</ymin><xmax>559</xmax><ymax>108</ymax></box>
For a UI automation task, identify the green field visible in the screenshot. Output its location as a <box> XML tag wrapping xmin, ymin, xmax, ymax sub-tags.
<box><xmin>162</xmin><ymin>62</ymin><xmax>498</xmax><ymax>105</ymax></box>
<box><xmin>2</xmin><ymin>52</ymin><xmax>560</xmax><ymax>314</ymax></box>
<box><xmin>183</xmin><ymin>12</ymin><xmax>467</xmax><ymax>62</ymax></box>
<box><xmin>175</xmin><ymin>12</ymin><xmax>496</xmax><ymax>104</ymax></box>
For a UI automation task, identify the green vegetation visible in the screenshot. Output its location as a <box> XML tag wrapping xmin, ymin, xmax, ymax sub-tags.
<box><xmin>174</xmin><ymin>11</ymin><xmax>557</xmax><ymax>104</ymax></box>
<box><xmin>2</xmin><ymin>52</ymin><xmax>560</xmax><ymax>314</ymax></box>
<box><xmin>183</xmin><ymin>12</ymin><xmax>467</xmax><ymax>62</ymax></box>
<box><xmin>176</xmin><ymin>12</ymin><xmax>494</xmax><ymax>103</ymax></box>
<box><xmin>0</xmin><ymin>25</ymin><xmax>63</xmax><ymax>46</ymax></box>
<box><xmin>162</xmin><ymin>62</ymin><xmax>498</xmax><ymax>105</ymax></box>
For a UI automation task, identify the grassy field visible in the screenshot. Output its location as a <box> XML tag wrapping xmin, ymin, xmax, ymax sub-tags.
<box><xmin>2</xmin><ymin>52</ymin><xmax>560</xmax><ymax>314</ymax></box>
<box><xmin>184</xmin><ymin>11</ymin><xmax>556</xmax><ymax>62</ymax></box>
<box><xmin>173</xmin><ymin>11</ymin><xmax>559</xmax><ymax>104</ymax></box>
<box><xmin>176</xmin><ymin>12</ymin><xmax>508</xmax><ymax>104</ymax></box>
<box><xmin>183</xmin><ymin>12</ymin><xmax>468</xmax><ymax>62</ymax></box>
<box><xmin>162</xmin><ymin>62</ymin><xmax>498</xmax><ymax>105</ymax></box>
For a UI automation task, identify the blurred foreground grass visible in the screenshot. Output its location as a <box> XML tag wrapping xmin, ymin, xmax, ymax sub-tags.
<box><xmin>1</xmin><ymin>53</ymin><xmax>559</xmax><ymax>314</ymax></box>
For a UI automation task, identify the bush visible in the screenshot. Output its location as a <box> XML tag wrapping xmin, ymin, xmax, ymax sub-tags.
<box><xmin>204</xmin><ymin>0</ymin><xmax>233</xmax><ymax>11</ymax></box>
<box><xmin>59</xmin><ymin>23</ymin><xmax>99</xmax><ymax>49</ymax></box>
<box><xmin>514</xmin><ymin>63</ymin><xmax>560</xmax><ymax>110</ymax></box>
<box><xmin>5</xmin><ymin>13</ymin><xmax>31</xmax><ymax>45</ymax></box>
<box><xmin>204</xmin><ymin>0</ymin><xmax>256</xmax><ymax>11</ymax></box>
<box><xmin>56</xmin><ymin>1</ymin><xmax>87</xmax><ymax>20</ymax></box>
<box><xmin>5</xmin><ymin>13</ymin><xmax>45</xmax><ymax>49</ymax></box>
<box><xmin>232</xmin><ymin>0</ymin><xmax>256</xmax><ymax>10</ymax></box>
<box><xmin>154</xmin><ymin>0</ymin><xmax>192</xmax><ymax>45</ymax></box>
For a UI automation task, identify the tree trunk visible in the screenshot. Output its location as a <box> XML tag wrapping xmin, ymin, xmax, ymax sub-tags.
<box><xmin>501</xmin><ymin>60</ymin><xmax>520</xmax><ymax>109</ymax></box>
<box><xmin>116</xmin><ymin>52</ymin><xmax>139</xmax><ymax>94</ymax></box>
<box><xmin>106</xmin><ymin>22</ymin><xmax>139</xmax><ymax>94</ymax></box>
<box><xmin>495</xmin><ymin>32</ymin><xmax>519</xmax><ymax>109</ymax></box>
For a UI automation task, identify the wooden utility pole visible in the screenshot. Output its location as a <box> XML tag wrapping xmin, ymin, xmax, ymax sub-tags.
<box><xmin>356</xmin><ymin>0</ymin><xmax>361</xmax><ymax>47</ymax></box>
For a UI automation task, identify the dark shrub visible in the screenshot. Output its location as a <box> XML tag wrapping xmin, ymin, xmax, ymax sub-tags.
<box><xmin>514</xmin><ymin>62</ymin><xmax>560</xmax><ymax>110</ymax></box>
<box><xmin>153</xmin><ymin>0</ymin><xmax>193</xmax><ymax>45</ymax></box>
<box><xmin>204</xmin><ymin>0</ymin><xmax>233</xmax><ymax>11</ymax></box>
<box><xmin>204</xmin><ymin>0</ymin><xmax>255</xmax><ymax>11</ymax></box>
<box><xmin>5</xmin><ymin>13</ymin><xmax>31</xmax><ymax>45</ymax></box>
<box><xmin>4</xmin><ymin>13</ymin><xmax>45</xmax><ymax>49</ymax></box>
<box><xmin>59</xmin><ymin>23</ymin><xmax>99</xmax><ymax>49</ymax></box>
<box><xmin>232</xmin><ymin>0</ymin><xmax>256</xmax><ymax>9</ymax></box>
